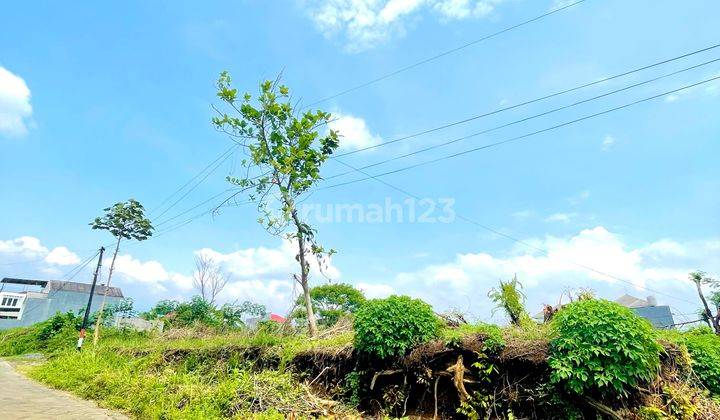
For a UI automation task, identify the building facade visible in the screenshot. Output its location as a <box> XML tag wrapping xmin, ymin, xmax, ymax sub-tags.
<box><xmin>0</xmin><ymin>277</ymin><xmax>124</xmax><ymax>330</ymax></box>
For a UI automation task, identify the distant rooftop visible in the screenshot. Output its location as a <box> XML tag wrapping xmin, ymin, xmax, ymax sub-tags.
<box><xmin>615</xmin><ymin>294</ymin><xmax>656</xmax><ymax>308</ymax></box>
<box><xmin>1</xmin><ymin>278</ymin><xmax>124</xmax><ymax>298</ymax></box>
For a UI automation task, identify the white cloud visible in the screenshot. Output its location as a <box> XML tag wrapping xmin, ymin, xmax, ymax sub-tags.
<box><xmin>0</xmin><ymin>66</ymin><xmax>33</xmax><ymax>138</ymax></box>
<box><xmin>110</xmin><ymin>254</ymin><xmax>170</xmax><ymax>291</ymax></box>
<box><xmin>544</xmin><ymin>212</ymin><xmax>577</xmax><ymax>223</ymax></box>
<box><xmin>0</xmin><ymin>236</ymin><xmax>47</xmax><ymax>257</ymax></box>
<box><xmin>601</xmin><ymin>134</ymin><xmax>616</xmax><ymax>151</ymax></box>
<box><xmin>306</xmin><ymin>0</ymin><xmax>508</xmax><ymax>52</ymax></box>
<box><xmin>197</xmin><ymin>239</ymin><xmax>342</xmax><ymax>313</ymax></box>
<box><xmin>44</xmin><ymin>247</ymin><xmax>81</xmax><ymax>266</ymax></box>
<box><xmin>389</xmin><ymin>226</ymin><xmax>719</xmax><ymax>320</ymax></box>
<box><xmin>433</xmin><ymin>0</ymin><xmax>501</xmax><ymax>20</ymax></box>
<box><xmin>329</xmin><ymin>112</ymin><xmax>382</xmax><ymax>150</ymax></box>
<box><xmin>357</xmin><ymin>282</ymin><xmax>395</xmax><ymax>298</ymax></box>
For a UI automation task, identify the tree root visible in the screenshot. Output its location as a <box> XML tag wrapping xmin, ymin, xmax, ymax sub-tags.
<box><xmin>583</xmin><ymin>396</ymin><xmax>623</xmax><ymax>420</ymax></box>
<box><xmin>447</xmin><ymin>355</ymin><xmax>471</xmax><ymax>402</ymax></box>
<box><xmin>370</xmin><ymin>369</ymin><xmax>403</xmax><ymax>390</ymax></box>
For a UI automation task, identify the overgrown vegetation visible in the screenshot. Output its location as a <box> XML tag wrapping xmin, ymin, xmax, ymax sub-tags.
<box><xmin>549</xmin><ymin>299</ymin><xmax>662</xmax><ymax>396</ymax></box>
<box><xmin>353</xmin><ymin>295</ymin><xmax>440</xmax><ymax>359</ymax></box>
<box><xmin>4</xmin><ymin>288</ymin><xmax>720</xmax><ymax>419</ymax></box>
<box><xmin>488</xmin><ymin>275</ymin><xmax>531</xmax><ymax>326</ymax></box>
<box><xmin>291</xmin><ymin>283</ymin><xmax>365</xmax><ymax>326</ymax></box>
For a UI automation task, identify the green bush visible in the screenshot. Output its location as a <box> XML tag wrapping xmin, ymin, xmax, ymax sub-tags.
<box><xmin>0</xmin><ymin>311</ymin><xmax>80</xmax><ymax>356</ymax></box>
<box><xmin>548</xmin><ymin>299</ymin><xmax>662</xmax><ymax>396</ymax></box>
<box><xmin>354</xmin><ymin>295</ymin><xmax>439</xmax><ymax>359</ymax></box>
<box><xmin>682</xmin><ymin>330</ymin><xmax>720</xmax><ymax>395</ymax></box>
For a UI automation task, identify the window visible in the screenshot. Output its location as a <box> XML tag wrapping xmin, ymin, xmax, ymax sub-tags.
<box><xmin>11</xmin><ymin>298</ymin><xmax>18</xmax><ymax>306</ymax></box>
<box><xmin>0</xmin><ymin>298</ymin><xmax>6</xmax><ymax>306</ymax></box>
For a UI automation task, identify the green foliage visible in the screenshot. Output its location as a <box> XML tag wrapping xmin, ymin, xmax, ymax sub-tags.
<box><xmin>680</xmin><ymin>329</ymin><xmax>720</xmax><ymax>395</ymax></box>
<box><xmin>354</xmin><ymin>295</ymin><xmax>439</xmax><ymax>359</ymax></box>
<box><xmin>21</xmin><ymin>328</ymin><xmax>357</xmax><ymax>419</ymax></box>
<box><xmin>487</xmin><ymin>275</ymin><xmax>531</xmax><ymax>326</ymax></box>
<box><xmin>140</xmin><ymin>297</ymin><xmax>267</xmax><ymax>330</ymax></box>
<box><xmin>0</xmin><ymin>311</ymin><xmax>80</xmax><ymax>356</ymax></box>
<box><xmin>89</xmin><ymin>298</ymin><xmax>135</xmax><ymax>327</ymax></box>
<box><xmin>213</xmin><ymin>73</ymin><xmax>340</xmax><ymax>335</ymax></box>
<box><xmin>662</xmin><ymin>385</ymin><xmax>696</xmax><ymax>420</ymax></box>
<box><xmin>549</xmin><ymin>299</ymin><xmax>662</xmax><ymax>396</ymax></box>
<box><xmin>140</xmin><ymin>299</ymin><xmax>180</xmax><ymax>320</ymax></box>
<box><xmin>637</xmin><ymin>406</ymin><xmax>667</xmax><ymax>420</ymax></box>
<box><xmin>174</xmin><ymin>296</ymin><xmax>217</xmax><ymax>327</ymax></box>
<box><xmin>343</xmin><ymin>370</ymin><xmax>362</xmax><ymax>407</ymax></box>
<box><xmin>218</xmin><ymin>301</ymin><xmax>267</xmax><ymax>329</ymax></box>
<box><xmin>90</xmin><ymin>198</ymin><xmax>153</xmax><ymax>241</ymax></box>
<box><xmin>441</xmin><ymin>322</ymin><xmax>505</xmax><ymax>354</ymax></box>
<box><xmin>212</xmin><ymin>72</ymin><xmax>337</xmax><ymax>243</ymax></box>
<box><xmin>293</xmin><ymin>283</ymin><xmax>365</xmax><ymax>326</ymax></box>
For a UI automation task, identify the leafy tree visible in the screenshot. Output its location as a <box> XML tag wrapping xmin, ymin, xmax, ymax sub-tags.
<box><xmin>292</xmin><ymin>283</ymin><xmax>366</xmax><ymax>326</ymax></box>
<box><xmin>218</xmin><ymin>300</ymin><xmax>267</xmax><ymax>329</ymax></box>
<box><xmin>212</xmin><ymin>73</ymin><xmax>339</xmax><ymax>337</ymax></box>
<box><xmin>689</xmin><ymin>271</ymin><xmax>720</xmax><ymax>334</ymax></box>
<box><xmin>174</xmin><ymin>296</ymin><xmax>217</xmax><ymax>327</ymax></box>
<box><xmin>89</xmin><ymin>298</ymin><xmax>136</xmax><ymax>327</ymax></box>
<box><xmin>487</xmin><ymin>275</ymin><xmax>530</xmax><ymax>326</ymax></box>
<box><xmin>140</xmin><ymin>299</ymin><xmax>180</xmax><ymax>320</ymax></box>
<box><xmin>90</xmin><ymin>199</ymin><xmax>153</xmax><ymax>344</ymax></box>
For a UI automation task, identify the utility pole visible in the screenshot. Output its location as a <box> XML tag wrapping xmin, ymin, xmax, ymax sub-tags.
<box><xmin>77</xmin><ymin>246</ymin><xmax>104</xmax><ymax>351</ymax></box>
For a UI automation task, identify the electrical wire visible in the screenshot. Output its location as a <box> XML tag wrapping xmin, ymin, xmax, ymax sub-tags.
<box><xmin>326</xmin><ymin>57</ymin><xmax>720</xmax><ymax>180</ymax></box>
<box><xmin>303</xmin><ymin>0</ymin><xmax>587</xmax><ymax>108</ymax></box>
<box><xmin>321</xmin><ymin>75</ymin><xmax>720</xmax><ymax>189</ymax></box>
<box><xmin>148</xmin><ymin>145</ymin><xmax>237</xmax><ymax>217</ymax></box>
<box><xmin>334</xmin><ymin>42</ymin><xmax>720</xmax><ymax>157</ymax></box>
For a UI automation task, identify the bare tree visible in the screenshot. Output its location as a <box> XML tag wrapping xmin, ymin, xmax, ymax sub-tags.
<box><xmin>192</xmin><ymin>255</ymin><xmax>229</xmax><ymax>305</ymax></box>
<box><xmin>690</xmin><ymin>271</ymin><xmax>720</xmax><ymax>335</ymax></box>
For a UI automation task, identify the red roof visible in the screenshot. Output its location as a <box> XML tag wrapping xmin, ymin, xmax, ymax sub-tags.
<box><xmin>269</xmin><ymin>313</ymin><xmax>286</xmax><ymax>323</ymax></box>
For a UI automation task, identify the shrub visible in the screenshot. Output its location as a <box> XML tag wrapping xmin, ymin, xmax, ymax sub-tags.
<box><xmin>487</xmin><ymin>275</ymin><xmax>530</xmax><ymax>326</ymax></box>
<box><xmin>354</xmin><ymin>295</ymin><xmax>439</xmax><ymax>359</ymax></box>
<box><xmin>0</xmin><ymin>311</ymin><xmax>80</xmax><ymax>356</ymax></box>
<box><xmin>548</xmin><ymin>299</ymin><xmax>662</xmax><ymax>396</ymax></box>
<box><xmin>682</xmin><ymin>330</ymin><xmax>720</xmax><ymax>395</ymax></box>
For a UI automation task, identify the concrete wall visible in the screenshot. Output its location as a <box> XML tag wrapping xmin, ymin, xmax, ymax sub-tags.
<box><xmin>114</xmin><ymin>317</ymin><xmax>164</xmax><ymax>333</ymax></box>
<box><xmin>0</xmin><ymin>290</ymin><xmax>123</xmax><ymax>330</ymax></box>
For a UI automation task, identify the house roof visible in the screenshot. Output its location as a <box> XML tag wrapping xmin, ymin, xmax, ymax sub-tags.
<box><xmin>1</xmin><ymin>278</ymin><xmax>124</xmax><ymax>298</ymax></box>
<box><xmin>614</xmin><ymin>294</ymin><xmax>650</xmax><ymax>308</ymax></box>
<box><xmin>269</xmin><ymin>313</ymin><xmax>287</xmax><ymax>323</ymax></box>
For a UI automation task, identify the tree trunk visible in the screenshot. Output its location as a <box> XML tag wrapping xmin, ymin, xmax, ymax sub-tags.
<box><xmin>695</xmin><ymin>280</ymin><xmax>720</xmax><ymax>334</ymax></box>
<box><xmin>291</xmin><ymin>209</ymin><xmax>318</xmax><ymax>337</ymax></box>
<box><xmin>93</xmin><ymin>236</ymin><xmax>121</xmax><ymax>345</ymax></box>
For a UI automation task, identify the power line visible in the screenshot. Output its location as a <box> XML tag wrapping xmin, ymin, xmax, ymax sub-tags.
<box><xmin>14</xmin><ymin>249</ymin><xmax>101</xmax><ymax>320</ymax></box>
<box><xmin>152</xmin><ymin>147</ymin><xmax>237</xmax><ymax>221</ymax></box>
<box><xmin>321</xmin><ymin>75</ymin><xmax>720</xmax><ymax>190</ymax></box>
<box><xmin>303</xmin><ymin>0</ymin><xmax>587</xmax><ymax>108</ymax></box>
<box><xmin>334</xmin><ymin>42</ymin><xmax>720</xmax><ymax>157</ymax></box>
<box><xmin>154</xmin><ymin>188</ymin><xmax>238</xmax><ymax>228</ymax></box>
<box><xmin>328</xmin><ymin>157</ymin><xmax>699</xmax><ymax>307</ymax></box>
<box><xmin>325</xmin><ymin>57</ymin><xmax>720</xmax><ymax>180</ymax></box>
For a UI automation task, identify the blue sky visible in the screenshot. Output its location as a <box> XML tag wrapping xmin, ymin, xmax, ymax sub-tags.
<box><xmin>1</xmin><ymin>0</ymin><xmax>718</xmax><ymax>323</ymax></box>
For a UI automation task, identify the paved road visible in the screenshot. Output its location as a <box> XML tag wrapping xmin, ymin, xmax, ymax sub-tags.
<box><xmin>0</xmin><ymin>360</ymin><xmax>128</xmax><ymax>419</ymax></box>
